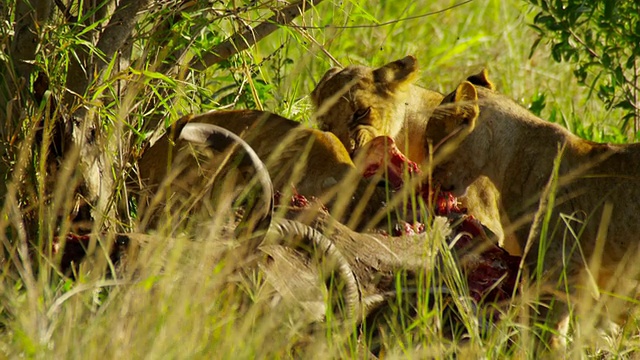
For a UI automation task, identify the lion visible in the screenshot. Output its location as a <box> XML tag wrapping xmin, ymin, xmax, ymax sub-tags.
<box><xmin>138</xmin><ymin>110</ymin><xmax>356</xmax><ymax>198</ymax></box>
<box><xmin>425</xmin><ymin>78</ymin><xmax>640</xmax><ymax>297</ymax></box>
<box><xmin>311</xmin><ymin>55</ymin><xmax>442</xmax><ymax>160</ymax></box>
<box><xmin>310</xmin><ymin>56</ymin><xmax>507</xmax><ymax>250</ymax></box>
<box><xmin>135</xmin><ymin>110</ymin><xmax>400</xmax><ymax>230</ymax></box>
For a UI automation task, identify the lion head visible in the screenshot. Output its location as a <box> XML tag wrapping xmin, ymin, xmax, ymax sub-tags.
<box><xmin>310</xmin><ymin>56</ymin><xmax>420</xmax><ymax>154</ymax></box>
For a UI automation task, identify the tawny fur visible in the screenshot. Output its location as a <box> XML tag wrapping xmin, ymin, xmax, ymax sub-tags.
<box><xmin>426</xmin><ymin>80</ymin><xmax>640</xmax><ymax>289</ymax></box>
<box><xmin>135</xmin><ymin>110</ymin><xmax>387</xmax><ymax>230</ymax></box>
<box><xmin>137</xmin><ymin>110</ymin><xmax>357</xmax><ymax>199</ymax></box>
<box><xmin>311</xmin><ymin>57</ymin><xmax>505</xmax><ymax>248</ymax></box>
<box><xmin>311</xmin><ymin>55</ymin><xmax>441</xmax><ymax>161</ymax></box>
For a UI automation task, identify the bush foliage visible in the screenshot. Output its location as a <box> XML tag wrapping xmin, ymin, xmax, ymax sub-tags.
<box><xmin>528</xmin><ymin>0</ymin><xmax>640</xmax><ymax>138</ymax></box>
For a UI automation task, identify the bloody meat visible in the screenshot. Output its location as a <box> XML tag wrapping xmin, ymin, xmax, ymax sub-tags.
<box><xmin>359</xmin><ymin>136</ymin><xmax>521</xmax><ymax>306</ymax></box>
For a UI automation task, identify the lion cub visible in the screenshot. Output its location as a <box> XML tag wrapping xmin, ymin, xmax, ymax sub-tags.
<box><xmin>425</xmin><ymin>79</ymin><xmax>640</xmax><ymax>290</ymax></box>
<box><xmin>311</xmin><ymin>56</ymin><xmax>506</xmax><ymax>249</ymax></box>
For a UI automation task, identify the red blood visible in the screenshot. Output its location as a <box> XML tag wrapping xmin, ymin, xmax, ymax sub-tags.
<box><xmin>353</xmin><ymin>137</ymin><xmax>523</xmax><ymax>308</ymax></box>
<box><xmin>274</xmin><ymin>189</ymin><xmax>310</xmax><ymax>208</ymax></box>
<box><xmin>449</xmin><ymin>215</ymin><xmax>521</xmax><ymax>304</ymax></box>
<box><xmin>274</xmin><ymin>189</ymin><xmax>328</xmax><ymax>212</ymax></box>
<box><xmin>291</xmin><ymin>193</ymin><xmax>310</xmax><ymax>208</ymax></box>
<box><xmin>458</xmin><ymin>215</ymin><xmax>484</xmax><ymax>238</ymax></box>
<box><xmin>336</xmin><ymin>135</ymin><xmax>524</xmax><ymax>310</ymax></box>
<box><xmin>391</xmin><ymin>221</ymin><xmax>426</xmax><ymax>236</ymax></box>
<box><xmin>464</xmin><ymin>245</ymin><xmax>521</xmax><ymax>303</ymax></box>
<box><xmin>434</xmin><ymin>191</ymin><xmax>463</xmax><ymax>216</ymax></box>
<box><xmin>274</xmin><ymin>191</ymin><xmax>282</xmax><ymax>205</ymax></box>
<box><xmin>357</xmin><ymin>136</ymin><xmax>420</xmax><ymax>190</ymax></box>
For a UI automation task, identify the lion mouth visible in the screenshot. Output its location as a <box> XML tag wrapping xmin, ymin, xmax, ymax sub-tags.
<box><xmin>354</xmin><ymin>136</ymin><xmax>420</xmax><ymax>190</ymax></box>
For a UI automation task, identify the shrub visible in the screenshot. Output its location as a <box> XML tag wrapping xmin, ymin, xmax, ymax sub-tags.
<box><xmin>528</xmin><ymin>0</ymin><xmax>640</xmax><ymax>139</ymax></box>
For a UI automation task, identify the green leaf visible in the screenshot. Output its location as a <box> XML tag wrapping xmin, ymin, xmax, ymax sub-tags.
<box><xmin>529</xmin><ymin>36</ymin><xmax>543</xmax><ymax>59</ymax></box>
<box><xmin>528</xmin><ymin>92</ymin><xmax>547</xmax><ymax>117</ymax></box>
<box><xmin>129</xmin><ymin>69</ymin><xmax>177</xmax><ymax>86</ymax></box>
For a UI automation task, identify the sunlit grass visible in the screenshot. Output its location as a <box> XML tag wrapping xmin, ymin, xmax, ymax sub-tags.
<box><xmin>1</xmin><ymin>0</ymin><xmax>639</xmax><ymax>358</ymax></box>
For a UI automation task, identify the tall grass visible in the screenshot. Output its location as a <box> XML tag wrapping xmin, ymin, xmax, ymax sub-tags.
<box><xmin>1</xmin><ymin>0</ymin><xmax>638</xmax><ymax>358</ymax></box>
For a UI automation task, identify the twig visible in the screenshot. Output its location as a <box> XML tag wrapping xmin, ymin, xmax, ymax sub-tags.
<box><xmin>190</xmin><ymin>0</ymin><xmax>472</xmax><ymax>71</ymax></box>
<box><xmin>191</xmin><ymin>0</ymin><xmax>324</xmax><ymax>71</ymax></box>
<box><xmin>635</xmin><ymin>57</ymin><xmax>639</xmax><ymax>136</ymax></box>
<box><xmin>288</xmin><ymin>0</ymin><xmax>474</xmax><ymax>29</ymax></box>
<box><xmin>225</xmin><ymin>0</ymin><xmax>474</xmax><ymax>31</ymax></box>
<box><xmin>294</xmin><ymin>24</ymin><xmax>341</xmax><ymax>67</ymax></box>
<box><xmin>53</xmin><ymin>0</ymin><xmax>74</xmax><ymax>22</ymax></box>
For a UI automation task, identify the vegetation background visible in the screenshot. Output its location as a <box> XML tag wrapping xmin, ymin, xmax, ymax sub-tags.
<box><xmin>0</xmin><ymin>0</ymin><xmax>638</xmax><ymax>358</ymax></box>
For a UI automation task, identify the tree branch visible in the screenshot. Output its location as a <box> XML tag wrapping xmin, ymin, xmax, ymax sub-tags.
<box><xmin>94</xmin><ymin>0</ymin><xmax>148</xmax><ymax>73</ymax></box>
<box><xmin>191</xmin><ymin>0</ymin><xmax>323</xmax><ymax>71</ymax></box>
<box><xmin>63</xmin><ymin>0</ymin><xmax>114</xmax><ymax>104</ymax></box>
<box><xmin>62</xmin><ymin>0</ymin><xmax>149</xmax><ymax>226</ymax></box>
<box><xmin>64</xmin><ymin>0</ymin><xmax>146</xmax><ymax>104</ymax></box>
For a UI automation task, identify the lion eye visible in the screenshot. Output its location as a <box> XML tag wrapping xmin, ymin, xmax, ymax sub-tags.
<box><xmin>352</xmin><ymin>107</ymin><xmax>371</xmax><ymax>123</ymax></box>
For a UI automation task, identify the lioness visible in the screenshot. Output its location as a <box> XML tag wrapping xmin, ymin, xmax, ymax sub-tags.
<box><xmin>425</xmin><ymin>79</ymin><xmax>640</xmax><ymax>292</ymax></box>
<box><xmin>138</xmin><ymin>110</ymin><xmax>356</xmax><ymax>197</ymax></box>
<box><xmin>310</xmin><ymin>56</ymin><xmax>506</xmax><ymax>249</ymax></box>
<box><xmin>135</xmin><ymin>110</ymin><xmax>391</xmax><ymax>229</ymax></box>
<box><xmin>311</xmin><ymin>55</ymin><xmax>442</xmax><ymax>160</ymax></box>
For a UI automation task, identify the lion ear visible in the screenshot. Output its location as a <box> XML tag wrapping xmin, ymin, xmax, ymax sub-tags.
<box><xmin>453</xmin><ymin>81</ymin><xmax>478</xmax><ymax>102</ymax></box>
<box><xmin>372</xmin><ymin>55</ymin><xmax>418</xmax><ymax>87</ymax></box>
<box><xmin>451</xmin><ymin>81</ymin><xmax>479</xmax><ymax>128</ymax></box>
<box><xmin>426</xmin><ymin>81</ymin><xmax>479</xmax><ymax>147</ymax></box>
<box><xmin>466</xmin><ymin>68</ymin><xmax>494</xmax><ymax>90</ymax></box>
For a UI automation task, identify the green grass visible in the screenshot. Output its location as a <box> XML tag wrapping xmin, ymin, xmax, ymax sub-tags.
<box><xmin>1</xmin><ymin>0</ymin><xmax>639</xmax><ymax>358</ymax></box>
